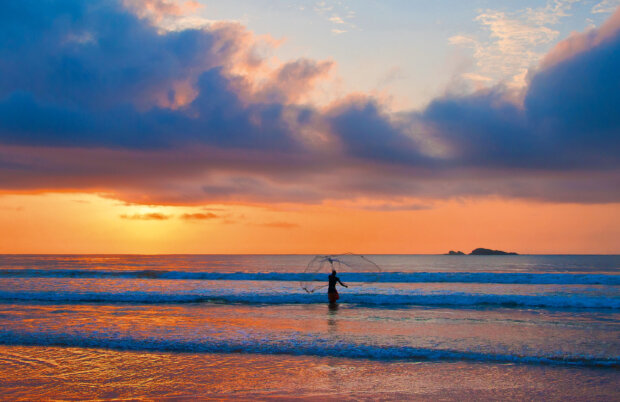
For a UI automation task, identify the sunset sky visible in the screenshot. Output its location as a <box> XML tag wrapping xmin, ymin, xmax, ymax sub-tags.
<box><xmin>1</xmin><ymin>0</ymin><xmax>619</xmax><ymax>254</ymax></box>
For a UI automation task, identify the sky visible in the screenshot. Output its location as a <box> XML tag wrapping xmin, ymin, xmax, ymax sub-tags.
<box><xmin>0</xmin><ymin>0</ymin><xmax>619</xmax><ymax>254</ymax></box>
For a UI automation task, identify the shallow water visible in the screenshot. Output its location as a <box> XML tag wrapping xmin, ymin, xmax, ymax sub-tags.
<box><xmin>1</xmin><ymin>346</ymin><xmax>619</xmax><ymax>400</ymax></box>
<box><xmin>0</xmin><ymin>254</ymin><xmax>618</xmax><ymax>399</ymax></box>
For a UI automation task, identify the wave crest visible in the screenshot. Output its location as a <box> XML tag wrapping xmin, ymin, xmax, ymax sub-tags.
<box><xmin>0</xmin><ymin>290</ymin><xmax>617</xmax><ymax>309</ymax></box>
<box><xmin>0</xmin><ymin>330</ymin><xmax>616</xmax><ymax>368</ymax></box>
<box><xmin>1</xmin><ymin>269</ymin><xmax>619</xmax><ymax>285</ymax></box>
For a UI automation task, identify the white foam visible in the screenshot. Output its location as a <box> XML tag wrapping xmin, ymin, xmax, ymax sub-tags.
<box><xmin>0</xmin><ymin>289</ymin><xmax>617</xmax><ymax>309</ymax></box>
<box><xmin>1</xmin><ymin>269</ymin><xmax>619</xmax><ymax>285</ymax></box>
<box><xmin>0</xmin><ymin>329</ymin><xmax>616</xmax><ymax>368</ymax></box>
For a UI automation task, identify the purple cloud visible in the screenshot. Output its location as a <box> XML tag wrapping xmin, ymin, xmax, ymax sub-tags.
<box><xmin>0</xmin><ymin>1</ymin><xmax>619</xmax><ymax>204</ymax></box>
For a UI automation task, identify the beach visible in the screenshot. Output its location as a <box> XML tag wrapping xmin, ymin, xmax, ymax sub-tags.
<box><xmin>0</xmin><ymin>254</ymin><xmax>618</xmax><ymax>400</ymax></box>
<box><xmin>2</xmin><ymin>0</ymin><xmax>620</xmax><ymax>399</ymax></box>
<box><xmin>2</xmin><ymin>346</ymin><xmax>618</xmax><ymax>400</ymax></box>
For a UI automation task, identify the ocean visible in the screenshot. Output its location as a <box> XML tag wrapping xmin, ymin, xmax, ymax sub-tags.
<box><xmin>0</xmin><ymin>254</ymin><xmax>618</xmax><ymax>400</ymax></box>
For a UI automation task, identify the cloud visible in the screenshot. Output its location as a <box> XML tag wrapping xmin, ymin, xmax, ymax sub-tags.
<box><xmin>592</xmin><ymin>0</ymin><xmax>620</xmax><ymax>14</ymax></box>
<box><xmin>409</xmin><ymin>8</ymin><xmax>620</xmax><ymax>200</ymax></box>
<box><xmin>0</xmin><ymin>1</ymin><xmax>251</xmax><ymax>112</ymax></box>
<box><xmin>124</xmin><ymin>0</ymin><xmax>202</xmax><ymax>21</ymax></box>
<box><xmin>450</xmin><ymin>1</ymin><xmax>579</xmax><ymax>87</ymax></box>
<box><xmin>255</xmin><ymin>59</ymin><xmax>334</xmax><ymax>104</ymax></box>
<box><xmin>181</xmin><ymin>212</ymin><xmax>218</xmax><ymax>220</ymax></box>
<box><xmin>120</xmin><ymin>212</ymin><xmax>171</xmax><ymax>220</ymax></box>
<box><xmin>313</xmin><ymin>1</ymin><xmax>356</xmax><ymax>34</ymax></box>
<box><xmin>357</xmin><ymin>203</ymin><xmax>433</xmax><ymax>212</ymax></box>
<box><xmin>0</xmin><ymin>0</ymin><xmax>619</xmax><ymax>206</ymax></box>
<box><xmin>541</xmin><ymin>5</ymin><xmax>620</xmax><ymax>69</ymax></box>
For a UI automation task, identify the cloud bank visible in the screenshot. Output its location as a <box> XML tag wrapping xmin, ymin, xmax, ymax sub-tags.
<box><xmin>0</xmin><ymin>0</ymin><xmax>618</xmax><ymax>204</ymax></box>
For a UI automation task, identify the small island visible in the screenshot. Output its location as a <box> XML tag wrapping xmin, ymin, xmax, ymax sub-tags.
<box><xmin>470</xmin><ymin>248</ymin><xmax>518</xmax><ymax>255</ymax></box>
<box><xmin>445</xmin><ymin>248</ymin><xmax>518</xmax><ymax>255</ymax></box>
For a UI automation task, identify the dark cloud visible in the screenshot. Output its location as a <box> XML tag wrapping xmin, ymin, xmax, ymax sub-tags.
<box><xmin>417</xmin><ymin>26</ymin><xmax>620</xmax><ymax>171</ymax></box>
<box><xmin>0</xmin><ymin>0</ymin><xmax>305</xmax><ymax>151</ymax></box>
<box><xmin>524</xmin><ymin>31</ymin><xmax>620</xmax><ymax>165</ymax></box>
<box><xmin>0</xmin><ymin>1</ymin><xmax>618</xmax><ymax>204</ymax></box>
<box><xmin>328</xmin><ymin>98</ymin><xmax>432</xmax><ymax>166</ymax></box>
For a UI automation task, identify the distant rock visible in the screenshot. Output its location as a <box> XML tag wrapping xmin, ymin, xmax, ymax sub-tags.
<box><xmin>446</xmin><ymin>250</ymin><xmax>465</xmax><ymax>255</ymax></box>
<box><xmin>469</xmin><ymin>248</ymin><xmax>518</xmax><ymax>256</ymax></box>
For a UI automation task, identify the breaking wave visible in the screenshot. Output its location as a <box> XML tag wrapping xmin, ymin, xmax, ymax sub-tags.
<box><xmin>0</xmin><ymin>289</ymin><xmax>617</xmax><ymax>309</ymax></box>
<box><xmin>1</xmin><ymin>269</ymin><xmax>619</xmax><ymax>285</ymax></box>
<box><xmin>0</xmin><ymin>330</ymin><xmax>616</xmax><ymax>368</ymax></box>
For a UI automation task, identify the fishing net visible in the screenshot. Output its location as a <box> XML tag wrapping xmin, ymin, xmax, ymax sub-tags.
<box><xmin>300</xmin><ymin>253</ymin><xmax>382</xmax><ymax>294</ymax></box>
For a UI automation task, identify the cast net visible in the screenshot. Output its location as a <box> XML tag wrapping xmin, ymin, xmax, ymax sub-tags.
<box><xmin>300</xmin><ymin>253</ymin><xmax>382</xmax><ymax>294</ymax></box>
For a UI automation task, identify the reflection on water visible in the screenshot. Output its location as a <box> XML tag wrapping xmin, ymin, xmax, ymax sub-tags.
<box><xmin>0</xmin><ymin>254</ymin><xmax>618</xmax><ymax>399</ymax></box>
<box><xmin>1</xmin><ymin>254</ymin><xmax>619</xmax><ymax>274</ymax></box>
<box><xmin>327</xmin><ymin>303</ymin><xmax>339</xmax><ymax>334</ymax></box>
<box><xmin>1</xmin><ymin>302</ymin><xmax>617</xmax><ymax>361</ymax></box>
<box><xmin>0</xmin><ymin>345</ymin><xmax>618</xmax><ymax>400</ymax></box>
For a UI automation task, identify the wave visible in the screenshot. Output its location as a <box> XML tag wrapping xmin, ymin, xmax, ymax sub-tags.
<box><xmin>0</xmin><ymin>290</ymin><xmax>617</xmax><ymax>309</ymax></box>
<box><xmin>0</xmin><ymin>330</ymin><xmax>616</xmax><ymax>368</ymax></box>
<box><xmin>1</xmin><ymin>269</ymin><xmax>619</xmax><ymax>285</ymax></box>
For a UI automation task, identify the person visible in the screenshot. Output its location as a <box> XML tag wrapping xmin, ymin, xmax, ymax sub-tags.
<box><xmin>327</xmin><ymin>269</ymin><xmax>347</xmax><ymax>304</ymax></box>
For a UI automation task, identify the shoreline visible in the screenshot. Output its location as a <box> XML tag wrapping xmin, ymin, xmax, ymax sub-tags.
<box><xmin>1</xmin><ymin>345</ymin><xmax>618</xmax><ymax>400</ymax></box>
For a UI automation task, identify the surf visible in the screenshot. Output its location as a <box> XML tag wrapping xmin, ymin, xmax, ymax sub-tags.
<box><xmin>0</xmin><ymin>289</ymin><xmax>618</xmax><ymax>309</ymax></box>
<box><xmin>0</xmin><ymin>329</ymin><xmax>616</xmax><ymax>368</ymax></box>
<box><xmin>1</xmin><ymin>269</ymin><xmax>618</xmax><ymax>285</ymax></box>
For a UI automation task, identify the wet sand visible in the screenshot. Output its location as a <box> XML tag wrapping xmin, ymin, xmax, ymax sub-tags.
<box><xmin>1</xmin><ymin>345</ymin><xmax>618</xmax><ymax>400</ymax></box>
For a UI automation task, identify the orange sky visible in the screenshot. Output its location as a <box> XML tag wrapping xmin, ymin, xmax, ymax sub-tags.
<box><xmin>0</xmin><ymin>193</ymin><xmax>618</xmax><ymax>254</ymax></box>
<box><xmin>1</xmin><ymin>4</ymin><xmax>619</xmax><ymax>255</ymax></box>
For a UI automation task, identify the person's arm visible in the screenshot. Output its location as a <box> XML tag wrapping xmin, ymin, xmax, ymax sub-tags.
<box><xmin>338</xmin><ymin>278</ymin><xmax>348</xmax><ymax>288</ymax></box>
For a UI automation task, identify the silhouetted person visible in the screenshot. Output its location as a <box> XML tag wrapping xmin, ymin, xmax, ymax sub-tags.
<box><xmin>328</xmin><ymin>269</ymin><xmax>347</xmax><ymax>304</ymax></box>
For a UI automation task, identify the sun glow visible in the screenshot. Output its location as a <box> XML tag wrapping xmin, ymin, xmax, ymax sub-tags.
<box><xmin>0</xmin><ymin>193</ymin><xmax>618</xmax><ymax>254</ymax></box>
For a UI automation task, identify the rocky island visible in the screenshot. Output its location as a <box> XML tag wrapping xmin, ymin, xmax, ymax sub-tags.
<box><xmin>446</xmin><ymin>248</ymin><xmax>518</xmax><ymax>255</ymax></box>
<box><xmin>470</xmin><ymin>248</ymin><xmax>518</xmax><ymax>255</ymax></box>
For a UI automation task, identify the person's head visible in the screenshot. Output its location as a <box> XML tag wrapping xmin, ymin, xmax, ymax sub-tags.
<box><xmin>332</xmin><ymin>269</ymin><xmax>336</xmax><ymax>275</ymax></box>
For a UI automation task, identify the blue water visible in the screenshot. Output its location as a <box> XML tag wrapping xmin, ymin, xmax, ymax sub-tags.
<box><xmin>0</xmin><ymin>254</ymin><xmax>618</xmax><ymax>369</ymax></box>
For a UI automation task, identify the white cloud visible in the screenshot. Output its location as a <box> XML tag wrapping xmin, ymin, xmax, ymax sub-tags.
<box><xmin>592</xmin><ymin>0</ymin><xmax>620</xmax><ymax>14</ymax></box>
<box><xmin>448</xmin><ymin>35</ymin><xmax>477</xmax><ymax>46</ymax></box>
<box><xmin>313</xmin><ymin>1</ymin><xmax>356</xmax><ymax>34</ymax></box>
<box><xmin>461</xmin><ymin>72</ymin><xmax>494</xmax><ymax>83</ymax></box>
<box><xmin>450</xmin><ymin>0</ymin><xmax>580</xmax><ymax>88</ymax></box>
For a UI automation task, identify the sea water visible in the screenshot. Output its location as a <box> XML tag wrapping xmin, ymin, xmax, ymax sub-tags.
<box><xmin>0</xmin><ymin>254</ymin><xmax>618</xmax><ymax>399</ymax></box>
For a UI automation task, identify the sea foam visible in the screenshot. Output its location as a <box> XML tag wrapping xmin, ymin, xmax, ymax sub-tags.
<box><xmin>0</xmin><ymin>289</ymin><xmax>617</xmax><ymax>309</ymax></box>
<box><xmin>1</xmin><ymin>269</ymin><xmax>618</xmax><ymax>285</ymax></box>
<box><xmin>0</xmin><ymin>329</ymin><xmax>616</xmax><ymax>368</ymax></box>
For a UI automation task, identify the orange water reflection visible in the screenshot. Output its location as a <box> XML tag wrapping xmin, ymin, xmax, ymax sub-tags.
<box><xmin>3</xmin><ymin>302</ymin><xmax>618</xmax><ymax>359</ymax></box>
<box><xmin>1</xmin><ymin>345</ymin><xmax>618</xmax><ymax>400</ymax></box>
